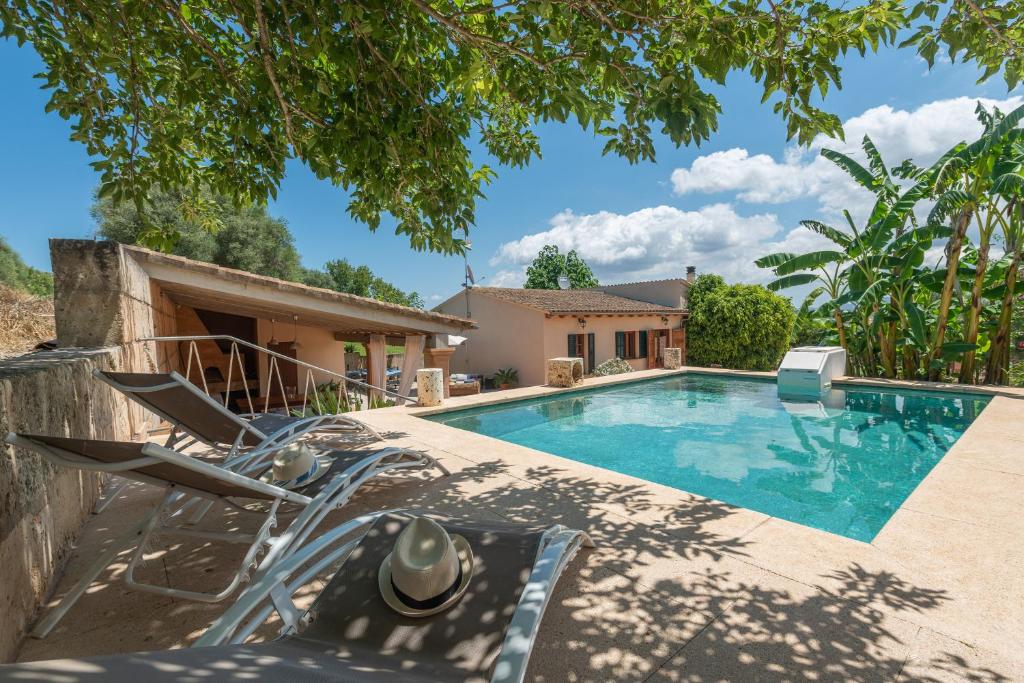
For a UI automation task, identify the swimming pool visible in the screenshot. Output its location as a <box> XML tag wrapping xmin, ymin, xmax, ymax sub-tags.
<box><xmin>425</xmin><ymin>374</ymin><xmax>989</xmax><ymax>541</ymax></box>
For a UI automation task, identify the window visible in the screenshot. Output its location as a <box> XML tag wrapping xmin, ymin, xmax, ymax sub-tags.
<box><xmin>615</xmin><ymin>330</ymin><xmax>648</xmax><ymax>359</ymax></box>
<box><xmin>614</xmin><ymin>331</ymin><xmax>647</xmax><ymax>360</ymax></box>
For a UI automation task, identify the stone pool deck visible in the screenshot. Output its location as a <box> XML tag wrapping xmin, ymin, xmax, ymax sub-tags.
<box><xmin>13</xmin><ymin>368</ymin><xmax>1024</xmax><ymax>681</ymax></box>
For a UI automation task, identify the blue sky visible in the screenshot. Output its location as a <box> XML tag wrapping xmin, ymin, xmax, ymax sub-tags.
<box><xmin>0</xmin><ymin>36</ymin><xmax>1018</xmax><ymax>305</ymax></box>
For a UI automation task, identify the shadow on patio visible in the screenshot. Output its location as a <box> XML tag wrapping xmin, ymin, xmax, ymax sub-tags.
<box><xmin>11</xmin><ymin>440</ymin><xmax>1016</xmax><ymax>683</ymax></box>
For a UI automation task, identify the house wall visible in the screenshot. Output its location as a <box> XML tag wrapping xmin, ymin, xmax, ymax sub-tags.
<box><xmin>435</xmin><ymin>291</ymin><xmax>547</xmax><ymax>386</ymax></box>
<box><xmin>542</xmin><ymin>314</ymin><xmax>686</xmax><ymax>373</ymax></box>
<box><xmin>593</xmin><ymin>280</ymin><xmax>689</xmax><ymax>309</ymax></box>
<box><xmin>254</xmin><ymin>319</ymin><xmax>349</xmax><ymax>392</ymax></box>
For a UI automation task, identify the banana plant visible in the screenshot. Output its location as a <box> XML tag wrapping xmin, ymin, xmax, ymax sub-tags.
<box><xmin>924</xmin><ymin>102</ymin><xmax>1024</xmax><ymax>380</ymax></box>
<box><xmin>755</xmin><ymin>221</ymin><xmax>850</xmax><ymax>351</ymax></box>
<box><xmin>983</xmin><ymin>136</ymin><xmax>1024</xmax><ymax>383</ymax></box>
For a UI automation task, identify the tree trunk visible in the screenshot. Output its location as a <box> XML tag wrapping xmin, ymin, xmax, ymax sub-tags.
<box><xmin>833</xmin><ymin>309</ymin><xmax>847</xmax><ymax>350</ymax></box>
<box><xmin>984</xmin><ymin>253</ymin><xmax>1021</xmax><ymax>385</ymax></box>
<box><xmin>833</xmin><ymin>309</ymin><xmax>850</xmax><ymax>374</ymax></box>
<box><xmin>929</xmin><ymin>208</ymin><xmax>972</xmax><ymax>380</ymax></box>
<box><xmin>958</xmin><ymin>236</ymin><xmax>990</xmax><ymax>383</ymax></box>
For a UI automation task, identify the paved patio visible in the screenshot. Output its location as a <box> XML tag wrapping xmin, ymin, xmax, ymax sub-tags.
<box><xmin>13</xmin><ymin>370</ymin><xmax>1024</xmax><ymax>681</ymax></box>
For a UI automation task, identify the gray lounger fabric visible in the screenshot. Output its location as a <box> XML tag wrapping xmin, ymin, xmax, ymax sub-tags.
<box><xmin>99</xmin><ymin>371</ymin><xmax>266</xmax><ymax>447</ymax></box>
<box><xmin>22</xmin><ymin>435</ymin><xmax>274</xmax><ymax>500</ymax></box>
<box><xmin>18</xmin><ymin>435</ymin><xmax>383</xmax><ymax>501</ymax></box>
<box><xmin>0</xmin><ymin>514</ymin><xmax>548</xmax><ymax>683</ymax></box>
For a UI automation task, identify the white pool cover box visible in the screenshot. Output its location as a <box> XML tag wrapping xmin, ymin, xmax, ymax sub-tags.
<box><xmin>777</xmin><ymin>346</ymin><xmax>847</xmax><ymax>394</ymax></box>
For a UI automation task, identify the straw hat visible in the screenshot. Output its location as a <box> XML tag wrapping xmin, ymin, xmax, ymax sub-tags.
<box><xmin>258</xmin><ymin>443</ymin><xmax>331</xmax><ymax>490</ymax></box>
<box><xmin>378</xmin><ymin>517</ymin><xmax>474</xmax><ymax>617</ymax></box>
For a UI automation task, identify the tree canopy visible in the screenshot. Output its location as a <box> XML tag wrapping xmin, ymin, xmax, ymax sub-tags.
<box><xmin>9</xmin><ymin>0</ymin><xmax>1017</xmax><ymax>253</ymax></box>
<box><xmin>93</xmin><ymin>188</ymin><xmax>424</xmax><ymax>308</ymax></box>
<box><xmin>0</xmin><ymin>238</ymin><xmax>53</xmax><ymax>298</ymax></box>
<box><xmin>524</xmin><ymin>245</ymin><xmax>598</xmax><ymax>289</ymax></box>
<box><xmin>94</xmin><ymin>188</ymin><xmax>305</xmax><ymax>281</ymax></box>
<box><xmin>687</xmin><ymin>276</ymin><xmax>795</xmax><ymax>371</ymax></box>
<box><xmin>316</xmin><ymin>259</ymin><xmax>424</xmax><ymax>309</ymax></box>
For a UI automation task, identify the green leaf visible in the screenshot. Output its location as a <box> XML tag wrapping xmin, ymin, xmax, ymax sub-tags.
<box><xmin>773</xmin><ymin>250</ymin><xmax>846</xmax><ymax>275</ymax></box>
<box><xmin>766</xmin><ymin>273</ymin><xmax>818</xmax><ymax>291</ymax></box>
<box><xmin>940</xmin><ymin>342</ymin><xmax>979</xmax><ymax>355</ymax></box>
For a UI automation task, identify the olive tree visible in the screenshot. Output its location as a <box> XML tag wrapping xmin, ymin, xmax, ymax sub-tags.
<box><xmin>1</xmin><ymin>0</ymin><xmax>917</xmax><ymax>252</ymax></box>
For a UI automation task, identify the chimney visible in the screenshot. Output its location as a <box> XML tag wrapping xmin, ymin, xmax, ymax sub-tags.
<box><xmin>686</xmin><ymin>265</ymin><xmax>696</xmax><ymax>283</ymax></box>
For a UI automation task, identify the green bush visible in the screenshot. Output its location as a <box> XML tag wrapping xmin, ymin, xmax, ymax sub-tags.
<box><xmin>688</xmin><ymin>277</ymin><xmax>795</xmax><ymax>371</ymax></box>
<box><xmin>592</xmin><ymin>358</ymin><xmax>632</xmax><ymax>376</ymax></box>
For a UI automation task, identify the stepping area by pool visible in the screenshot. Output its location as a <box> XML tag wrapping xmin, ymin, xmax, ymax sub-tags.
<box><xmin>14</xmin><ymin>368</ymin><xmax>1024</xmax><ymax>682</ymax></box>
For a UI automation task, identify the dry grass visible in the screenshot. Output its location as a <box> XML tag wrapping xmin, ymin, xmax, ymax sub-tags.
<box><xmin>0</xmin><ymin>285</ymin><xmax>55</xmax><ymax>360</ymax></box>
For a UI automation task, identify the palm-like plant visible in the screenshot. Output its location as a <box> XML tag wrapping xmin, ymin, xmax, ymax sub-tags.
<box><xmin>757</xmin><ymin>109</ymin><xmax>1024</xmax><ymax>385</ymax></box>
<box><xmin>983</xmin><ymin>136</ymin><xmax>1024</xmax><ymax>383</ymax></box>
<box><xmin>923</xmin><ymin>102</ymin><xmax>1024</xmax><ymax>380</ymax></box>
<box><xmin>756</xmin><ymin>222</ymin><xmax>850</xmax><ymax>350</ymax></box>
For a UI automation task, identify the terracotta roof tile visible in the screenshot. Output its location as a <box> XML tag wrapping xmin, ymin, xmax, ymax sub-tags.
<box><xmin>471</xmin><ymin>287</ymin><xmax>685</xmax><ymax>314</ymax></box>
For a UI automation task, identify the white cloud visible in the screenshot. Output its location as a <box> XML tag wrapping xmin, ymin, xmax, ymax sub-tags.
<box><xmin>488</xmin><ymin>268</ymin><xmax>528</xmax><ymax>287</ymax></box>
<box><xmin>489</xmin><ymin>95</ymin><xmax>1023</xmax><ymax>289</ymax></box>
<box><xmin>490</xmin><ymin>204</ymin><xmax>830</xmax><ymax>284</ymax></box>
<box><xmin>670</xmin><ymin>96</ymin><xmax>1024</xmax><ymax>223</ymax></box>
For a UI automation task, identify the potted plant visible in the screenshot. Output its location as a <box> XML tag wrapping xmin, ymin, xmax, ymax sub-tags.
<box><xmin>493</xmin><ymin>368</ymin><xmax>518</xmax><ymax>390</ymax></box>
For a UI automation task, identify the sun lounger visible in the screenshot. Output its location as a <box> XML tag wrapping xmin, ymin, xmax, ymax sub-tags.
<box><xmin>0</xmin><ymin>511</ymin><xmax>592</xmax><ymax>682</ymax></box>
<box><xmin>94</xmin><ymin>370</ymin><xmax>382</xmax><ymax>462</ymax></box>
<box><xmin>4</xmin><ymin>434</ymin><xmax>448</xmax><ymax>639</ymax></box>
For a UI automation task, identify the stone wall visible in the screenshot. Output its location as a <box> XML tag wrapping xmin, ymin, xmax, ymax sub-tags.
<box><xmin>0</xmin><ymin>346</ymin><xmax>137</xmax><ymax>661</ymax></box>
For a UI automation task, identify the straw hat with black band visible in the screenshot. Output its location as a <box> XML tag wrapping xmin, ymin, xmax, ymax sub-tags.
<box><xmin>378</xmin><ymin>517</ymin><xmax>474</xmax><ymax>617</ymax></box>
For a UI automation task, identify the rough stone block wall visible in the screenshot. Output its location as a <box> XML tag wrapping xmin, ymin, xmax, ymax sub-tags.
<box><xmin>547</xmin><ymin>357</ymin><xmax>584</xmax><ymax>387</ymax></box>
<box><xmin>0</xmin><ymin>347</ymin><xmax>135</xmax><ymax>662</ymax></box>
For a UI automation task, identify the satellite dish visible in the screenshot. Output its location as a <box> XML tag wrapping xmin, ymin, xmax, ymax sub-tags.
<box><xmin>557</xmin><ymin>275</ymin><xmax>570</xmax><ymax>290</ymax></box>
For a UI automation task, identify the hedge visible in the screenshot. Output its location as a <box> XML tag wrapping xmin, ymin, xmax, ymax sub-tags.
<box><xmin>688</xmin><ymin>276</ymin><xmax>794</xmax><ymax>371</ymax></box>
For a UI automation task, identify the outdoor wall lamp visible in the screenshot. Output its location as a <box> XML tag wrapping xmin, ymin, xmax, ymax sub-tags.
<box><xmin>577</xmin><ymin>317</ymin><xmax>587</xmax><ymax>329</ymax></box>
<box><xmin>288</xmin><ymin>315</ymin><xmax>301</xmax><ymax>351</ymax></box>
<box><xmin>661</xmin><ymin>316</ymin><xmax>669</xmax><ymax>326</ymax></box>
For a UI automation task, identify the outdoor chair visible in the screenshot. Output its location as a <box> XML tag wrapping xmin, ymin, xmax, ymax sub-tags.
<box><xmin>94</xmin><ymin>369</ymin><xmax>382</xmax><ymax>462</ymax></box>
<box><xmin>4</xmin><ymin>434</ymin><xmax>449</xmax><ymax>639</ymax></box>
<box><xmin>92</xmin><ymin>369</ymin><xmax>385</xmax><ymax>514</ymax></box>
<box><xmin>0</xmin><ymin>510</ymin><xmax>593</xmax><ymax>683</ymax></box>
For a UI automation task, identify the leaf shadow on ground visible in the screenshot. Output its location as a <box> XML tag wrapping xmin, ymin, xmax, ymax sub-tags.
<box><xmin>13</xmin><ymin>444</ymin><xmax>1016</xmax><ymax>682</ymax></box>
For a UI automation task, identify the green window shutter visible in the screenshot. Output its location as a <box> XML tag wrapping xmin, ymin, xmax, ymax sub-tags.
<box><xmin>639</xmin><ymin>330</ymin><xmax>648</xmax><ymax>358</ymax></box>
<box><xmin>615</xmin><ymin>331</ymin><xmax>625</xmax><ymax>359</ymax></box>
<box><xmin>568</xmin><ymin>333</ymin><xmax>577</xmax><ymax>357</ymax></box>
<box><xmin>587</xmin><ymin>333</ymin><xmax>596</xmax><ymax>372</ymax></box>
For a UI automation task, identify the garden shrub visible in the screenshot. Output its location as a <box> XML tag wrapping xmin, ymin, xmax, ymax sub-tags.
<box><xmin>688</xmin><ymin>276</ymin><xmax>795</xmax><ymax>371</ymax></box>
<box><xmin>592</xmin><ymin>358</ymin><xmax>632</xmax><ymax>376</ymax></box>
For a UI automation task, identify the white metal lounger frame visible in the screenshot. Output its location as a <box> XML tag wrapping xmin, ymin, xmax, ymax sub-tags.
<box><xmin>93</xmin><ymin>369</ymin><xmax>383</xmax><ymax>464</ymax></box>
<box><xmin>92</xmin><ymin>369</ymin><xmax>384</xmax><ymax>515</ymax></box>
<box><xmin>4</xmin><ymin>434</ymin><xmax>447</xmax><ymax>639</ymax></box>
<box><xmin>194</xmin><ymin>510</ymin><xmax>593</xmax><ymax>683</ymax></box>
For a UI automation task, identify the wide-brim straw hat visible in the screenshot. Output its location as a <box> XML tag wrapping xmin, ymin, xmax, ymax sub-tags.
<box><xmin>378</xmin><ymin>517</ymin><xmax>474</xmax><ymax>618</ymax></box>
<box><xmin>258</xmin><ymin>443</ymin><xmax>332</xmax><ymax>490</ymax></box>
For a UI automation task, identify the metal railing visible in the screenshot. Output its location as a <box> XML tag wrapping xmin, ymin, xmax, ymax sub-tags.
<box><xmin>143</xmin><ymin>335</ymin><xmax>414</xmax><ymax>413</ymax></box>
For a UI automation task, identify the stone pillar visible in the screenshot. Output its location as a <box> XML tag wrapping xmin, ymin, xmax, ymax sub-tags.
<box><xmin>423</xmin><ymin>346</ymin><xmax>455</xmax><ymax>398</ymax></box>
<box><xmin>50</xmin><ymin>239</ymin><xmax>157</xmax><ymax>348</ymax></box>
<box><xmin>547</xmin><ymin>357</ymin><xmax>583</xmax><ymax>387</ymax></box>
<box><xmin>664</xmin><ymin>347</ymin><xmax>682</xmax><ymax>370</ymax></box>
<box><xmin>366</xmin><ymin>334</ymin><xmax>387</xmax><ymax>402</ymax></box>
<box><xmin>416</xmin><ymin>368</ymin><xmax>444</xmax><ymax>407</ymax></box>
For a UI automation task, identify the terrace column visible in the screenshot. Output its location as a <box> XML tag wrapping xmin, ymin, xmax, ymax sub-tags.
<box><xmin>423</xmin><ymin>337</ymin><xmax>454</xmax><ymax>398</ymax></box>
<box><xmin>366</xmin><ymin>334</ymin><xmax>387</xmax><ymax>403</ymax></box>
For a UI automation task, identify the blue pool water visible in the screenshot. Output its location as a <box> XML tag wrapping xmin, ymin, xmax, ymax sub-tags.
<box><xmin>425</xmin><ymin>375</ymin><xmax>989</xmax><ymax>541</ymax></box>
